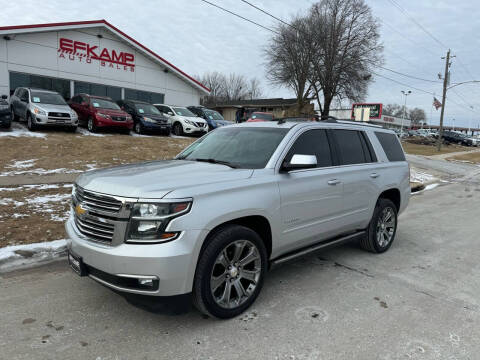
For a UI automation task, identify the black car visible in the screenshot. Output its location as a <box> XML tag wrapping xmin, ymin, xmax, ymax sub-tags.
<box><xmin>187</xmin><ymin>105</ymin><xmax>232</xmax><ymax>130</ymax></box>
<box><xmin>442</xmin><ymin>130</ymin><xmax>473</xmax><ymax>146</ymax></box>
<box><xmin>117</xmin><ymin>100</ymin><xmax>171</xmax><ymax>135</ymax></box>
<box><xmin>0</xmin><ymin>95</ymin><xmax>11</xmax><ymax>129</ymax></box>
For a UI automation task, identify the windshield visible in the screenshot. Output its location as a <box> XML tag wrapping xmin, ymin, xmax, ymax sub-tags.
<box><xmin>91</xmin><ymin>98</ymin><xmax>120</xmax><ymax>110</ymax></box>
<box><xmin>31</xmin><ymin>92</ymin><xmax>67</xmax><ymax>106</ymax></box>
<box><xmin>176</xmin><ymin>127</ymin><xmax>289</xmax><ymax>169</ymax></box>
<box><xmin>135</xmin><ymin>103</ymin><xmax>161</xmax><ymax>115</ymax></box>
<box><xmin>174</xmin><ymin>107</ymin><xmax>196</xmax><ymax>117</ymax></box>
<box><xmin>251</xmin><ymin>113</ymin><xmax>273</xmax><ymax>120</ymax></box>
<box><xmin>204</xmin><ymin>110</ymin><xmax>224</xmax><ymax>121</ymax></box>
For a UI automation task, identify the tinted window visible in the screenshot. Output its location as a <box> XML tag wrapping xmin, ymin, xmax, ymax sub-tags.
<box><xmin>74</xmin><ymin>82</ymin><xmax>122</xmax><ymax>101</ymax></box>
<box><xmin>125</xmin><ymin>89</ymin><xmax>164</xmax><ymax>104</ymax></box>
<box><xmin>285</xmin><ymin>129</ymin><xmax>332</xmax><ymax>168</ymax></box>
<box><xmin>91</xmin><ymin>98</ymin><xmax>121</xmax><ymax>110</ymax></box>
<box><xmin>333</xmin><ymin>130</ymin><xmax>368</xmax><ymax>165</ymax></box>
<box><xmin>9</xmin><ymin>72</ymin><xmax>70</xmax><ymax>99</ymax></box>
<box><xmin>375</xmin><ymin>132</ymin><xmax>406</xmax><ymax>162</ymax></box>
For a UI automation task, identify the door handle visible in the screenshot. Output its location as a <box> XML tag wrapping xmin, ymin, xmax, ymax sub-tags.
<box><xmin>327</xmin><ymin>179</ymin><xmax>341</xmax><ymax>185</ymax></box>
<box><xmin>370</xmin><ymin>173</ymin><xmax>380</xmax><ymax>178</ymax></box>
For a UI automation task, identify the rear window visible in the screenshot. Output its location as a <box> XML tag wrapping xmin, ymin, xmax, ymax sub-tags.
<box><xmin>375</xmin><ymin>132</ymin><xmax>406</xmax><ymax>162</ymax></box>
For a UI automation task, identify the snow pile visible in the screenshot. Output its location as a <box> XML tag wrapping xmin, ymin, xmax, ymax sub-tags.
<box><xmin>0</xmin><ymin>239</ymin><xmax>68</xmax><ymax>272</ymax></box>
<box><xmin>6</xmin><ymin>159</ymin><xmax>37</xmax><ymax>169</ymax></box>
<box><xmin>0</xmin><ymin>124</ymin><xmax>47</xmax><ymax>138</ymax></box>
<box><xmin>410</xmin><ymin>168</ymin><xmax>437</xmax><ymax>183</ymax></box>
<box><xmin>76</xmin><ymin>127</ymin><xmax>109</xmax><ymax>137</ymax></box>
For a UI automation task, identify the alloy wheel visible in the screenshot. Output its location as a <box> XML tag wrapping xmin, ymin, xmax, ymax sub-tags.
<box><xmin>376</xmin><ymin>207</ymin><xmax>396</xmax><ymax>248</ymax></box>
<box><xmin>88</xmin><ymin>118</ymin><xmax>93</xmax><ymax>132</ymax></box>
<box><xmin>135</xmin><ymin>122</ymin><xmax>141</xmax><ymax>134</ymax></box>
<box><xmin>210</xmin><ymin>240</ymin><xmax>262</xmax><ymax>309</ymax></box>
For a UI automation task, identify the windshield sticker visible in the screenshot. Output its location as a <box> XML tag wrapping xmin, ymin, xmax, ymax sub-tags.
<box><xmin>138</xmin><ymin>108</ymin><xmax>145</xmax><ymax>114</ymax></box>
<box><xmin>92</xmin><ymin>102</ymin><xmax>100</xmax><ymax>108</ymax></box>
<box><xmin>32</xmin><ymin>97</ymin><xmax>40</xmax><ymax>103</ymax></box>
<box><xmin>208</xmin><ymin>115</ymin><xmax>213</xmax><ymax>119</ymax></box>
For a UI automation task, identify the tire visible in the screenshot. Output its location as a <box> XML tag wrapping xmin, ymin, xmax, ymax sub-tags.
<box><xmin>360</xmin><ymin>198</ymin><xmax>398</xmax><ymax>253</ymax></box>
<box><xmin>67</xmin><ymin>126</ymin><xmax>78</xmax><ymax>133</ymax></box>
<box><xmin>26</xmin><ymin>113</ymin><xmax>36</xmax><ymax>131</ymax></box>
<box><xmin>134</xmin><ymin>122</ymin><xmax>143</xmax><ymax>134</ymax></box>
<box><xmin>163</xmin><ymin>129</ymin><xmax>171</xmax><ymax>136</ymax></box>
<box><xmin>87</xmin><ymin>117</ymin><xmax>97</xmax><ymax>133</ymax></box>
<box><xmin>11</xmin><ymin>107</ymin><xmax>18</xmax><ymax>121</ymax></box>
<box><xmin>173</xmin><ymin>122</ymin><xmax>183</xmax><ymax>136</ymax></box>
<box><xmin>193</xmin><ymin>225</ymin><xmax>267</xmax><ymax>319</ymax></box>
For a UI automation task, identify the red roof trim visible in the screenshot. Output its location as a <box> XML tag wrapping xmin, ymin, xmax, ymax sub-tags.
<box><xmin>0</xmin><ymin>20</ymin><xmax>210</xmax><ymax>93</ymax></box>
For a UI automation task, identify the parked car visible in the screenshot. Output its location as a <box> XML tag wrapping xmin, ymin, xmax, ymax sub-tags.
<box><xmin>117</xmin><ymin>100</ymin><xmax>170</xmax><ymax>135</ymax></box>
<box><xmin>246</xmin><ymin>112</ymin><xmax>274</xmax><ymax>122</ymax></box>
<box><xmin>0</xmin><ymin>95</ymin><xmax>11</xmax><ymax>129</ymax></box>
<box><xmin>154</xmin><ymin>104</ymin><xmax>208</xmax><ymax>136</ymax></box>
<box><xmin>69</xmin><ymin>94</ymin><xmax>132</xmax><ymax>134</ymax></box>
<box><xmin>442</xmin><ymin>130</ymin><xmax>474</xmax><ymax>146</ymax></box>
<box><xmin>187</xmin><ymin>105</ymin><xmax>233</xmax><ymax>130</ymax></box>
<box><xmin>66</xmin><ymin>120</ymin><xmax>410</xmax><ymax>318</ymax></box>
<box><xmin>10</xmin><ymin>88</ymin><xmax>78</xmax><ymax>131</ymax></box>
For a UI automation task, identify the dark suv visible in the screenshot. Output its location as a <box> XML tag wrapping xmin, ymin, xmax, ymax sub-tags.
<box><xmin>117</xmin><ymin>100</ymin><xmax>171</xmax><ymax>135</ymax></box>
<box><xmin>187</xmin><ymin>106</ymin><xmax>232</xmax><ymax>130</ymax></box>
<box><xmin>69</xmin><ymin>94</ymin><xmax>132</xmax><ymax>134</ymax></box>
<box><xmin>0</xmin><ymin>95</ymin><xmax>11</xmax><ymax>129</ymax></box>
<box><xmin>442</xmin><ymin>131</ymin><xmax>474</xmax><ymax>146</ymax></box>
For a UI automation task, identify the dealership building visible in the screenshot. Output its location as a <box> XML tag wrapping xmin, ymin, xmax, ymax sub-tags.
<box><xmin>0</xmin><ymin>20</ymin><xmax>209</xmax><ymax>105</ymax></box>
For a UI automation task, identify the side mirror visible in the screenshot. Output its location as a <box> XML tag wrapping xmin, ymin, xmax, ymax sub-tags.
<box><xmin>1</xmin><ymin>95</ymin><xmax>7</xmax><ymax>100</ymax></box>
<box><xmin>167</xmin><ymin>112</ymin><xmax>174</xmax><ymax>116</ymax></box>
<box><xmin>282</xmin><ymin>154</ymin><xmax>317</xmax><ymax>172</ymax></box>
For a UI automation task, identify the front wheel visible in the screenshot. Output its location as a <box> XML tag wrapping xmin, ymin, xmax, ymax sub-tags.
<box><xmin>360</xmin><ymin>198</ymin><xmax>398</xmax><ymax>253</ymax></box>
<box><xmin>27</xmin><ymin>113</ymin><xmax>36</xmax><ymax>131</ymax></box>
<box><xmin>87</xmin><ymin>117</ymin><xmax>97</xmax><ymax>133</ymax></box>
<box><xmin>173</xmin><ymin>122</ymin><xmax>183</xmax><ymax>136</ymax></box>
<box><xmin>134</xmin><ymin>122</ymin><xmax>143</xmax><ymax>134</ymax></box>
<box><xmin>193</xmin><ymin>225</ymin><xmax>267</xmax><ymax>319</ymax></box>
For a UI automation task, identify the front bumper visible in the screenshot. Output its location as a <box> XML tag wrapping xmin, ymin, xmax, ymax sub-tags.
<box><xmin>141</xmin><ymin>121</ymin><xmax>171</xmax><ymax>132</ymax></box>
<box><xmin>34</xmin><ymin>113</ymin><xmax>78</xmax><ymax>126</ymax></box>
<box><xmin>65</xmin><ymin>215</ymin><xmax>207</xmax><ymax>296</ymax></box>
<box><xmin>183</xmin><ymin>125</ymin><xmax>207</xmax><ymax>134</ymax></box>
<box><xmin>96</xmin><ymin>118</ymin><xmax>133</xmax><ymax>129</ymax></box>
<box><xmin>0</xmin><ymin>112</ymin><xmax>11</xmax><ymax>126</ymax></box>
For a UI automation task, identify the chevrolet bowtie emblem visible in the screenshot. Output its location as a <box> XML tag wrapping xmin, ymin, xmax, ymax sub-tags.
<box><xmin>75</xmin><ymin>203</ymin><xmax>87</xmax><ymax>216</ymax></box>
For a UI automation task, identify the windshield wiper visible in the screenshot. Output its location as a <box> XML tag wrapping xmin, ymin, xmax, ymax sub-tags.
<box><xmin>193</xmin><ymin>158</ymin><xmax>238</xmax><ymax>168</ymax></box>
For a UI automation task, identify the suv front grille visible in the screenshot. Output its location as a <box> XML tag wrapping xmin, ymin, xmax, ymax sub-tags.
<box><xmin>111</xmin><ymin>116</ymin><xmax>126</xmax><ymax>122</ymax></box>
<box><xmin>75</xmin><ymin>187</ymin><xmax>122</xmax><ymax>213</ymax></box>
<box><xmin>74</xmin><ymin>215</ymin><xmax>114</xmax><ymax>242</ymax></box>
<box><xmin>196</xmin><ymin>122</ymin><xmax>205</xmax><ymax>127</ymax></box>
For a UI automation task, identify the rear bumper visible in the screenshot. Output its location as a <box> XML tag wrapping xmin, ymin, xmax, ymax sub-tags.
<box><xmin>65</xmin><ymin>215</ymin><xmax>208</xmax><ymax>296</ymax></box>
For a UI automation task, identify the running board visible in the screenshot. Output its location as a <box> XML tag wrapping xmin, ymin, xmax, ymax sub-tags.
<box><xmin>270</xmin><ymin>231</ymin><xmax>366</xmax><ymax>268</ymax></box>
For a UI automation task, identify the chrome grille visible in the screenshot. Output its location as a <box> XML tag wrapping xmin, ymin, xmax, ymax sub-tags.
<box><xmin>75</xmin><ymin>187</ymin><xmax>122</xmax><ymax>213</ymax></box>
<box><xmin>195</xmin><ymin>122</ymin><xmax>205</xmax><ymax>127</ymax></box>
<box><xmin>74</xmin><ymin>214</ymin><xmax>114</xmax><ymax>243</ymax></box>
<box><xmin>111</xmin><ymin>116</ymin><xmax>126</xmax><ymax>122</ymax></box>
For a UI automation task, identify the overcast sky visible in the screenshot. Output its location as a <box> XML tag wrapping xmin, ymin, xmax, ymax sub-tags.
<box><xmin>1</xmin><ymin>0</ymin><xmax>479</xmax><ymax>127</ymax></box>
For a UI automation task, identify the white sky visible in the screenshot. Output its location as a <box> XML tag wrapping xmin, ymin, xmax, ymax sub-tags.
<box><xmin>1</xmin><ymin>0</ymin><xmax>479</xmax><ymax>127</ymax></box>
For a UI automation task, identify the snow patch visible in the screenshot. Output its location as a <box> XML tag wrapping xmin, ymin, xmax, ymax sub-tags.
<box><xmin>0</xmin><ymin>239</ymin><xmax>69</xmax><ymax>272</ymax></box>
<box><xmin>75</xmin><ymin>127</ymin><xmax>109</xmax><ymax>137</ymax></box>
<box><xmin>425</xmin><ymin>183</ymin><xmax>439</xmax><ymax>191</ymax></box>
<box><xmin>0</xmin><ymin>183</ymin><xmax>72</xmax><ymax>192</ymax></box>
<box><xmin>0</xmin><ymin>167</ymin><xmax>82</xmax><ymax>177</ymax></box>
<box><xmin>0</xmin><ymin>198</ymin><xmax>24</xmax><ymax>206</ymax></box>
<box><xmin>6</xmin><ymin>159</ymin><xmax>37</xmax><ymax>169</ymax></box>
<box><xmin>0</xmin><ymin>123</ymin><xmax>47</xmax><ymax>138</ymax></box>
<box><xmin>410</xmin><ymin>168</ymin><xmax>437</xmax><ymax>183</ymax></box>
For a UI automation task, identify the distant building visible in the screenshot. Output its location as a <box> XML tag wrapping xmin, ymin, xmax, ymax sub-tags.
<box><xmin>329</xmin><ymin>104</ymin><xmax>412</xmax><ymax>129</ymax></box>
<box><xmin>206</xmin><ymin>98</ymin><xmax>314</xmax><ymax>121</ymax></box>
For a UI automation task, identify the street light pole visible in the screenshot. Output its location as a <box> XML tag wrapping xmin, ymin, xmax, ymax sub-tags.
<box><xmin>401</xmin><ymin>90</ymin><xmax>411</xmax><ymax>137</ymax></box>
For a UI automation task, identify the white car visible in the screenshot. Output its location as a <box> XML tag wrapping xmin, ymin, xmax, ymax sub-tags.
<box><xmin>154</xmin><ymin>104</ymin><xmax>208</xmax><ymax>136</ymax></box>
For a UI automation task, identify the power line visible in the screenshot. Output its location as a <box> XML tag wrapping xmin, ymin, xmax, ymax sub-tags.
<box><xmin>199</xmin><ymin>0</ymin><xmax>280</xmax><ymax>35</ymax></box>
<box><xmin>386</xmin><ymin>0</ymin><xmax>447</xmax><ymax>50</ymax></box>
<box><xmin>239</xmin><ymin>0</ymin><xmax>295</xmax><ymax>30</ymax></box>
<box><xmin>375</xmin><ymin>64</ymin><xmax>441</xmax><ymax>84</ymax></box>
<box><xmin>372</xmin><ymin>71</ymin><xmax>436</xmax><ymax>95</ymax></box>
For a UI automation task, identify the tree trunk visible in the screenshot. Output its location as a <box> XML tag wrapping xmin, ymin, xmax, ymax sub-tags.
<box><xmin>322</xmin><ymin>95</ymin><xmax>332</xmax><ymax>119</ymax></box>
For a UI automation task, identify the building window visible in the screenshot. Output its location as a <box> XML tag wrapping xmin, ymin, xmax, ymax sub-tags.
<box><xmin>74</xmin><ymin>81</ymin><xmax>122</xmax><ymax>101</ymax></box>
<box><xmin>9</xmin><ymin>72</ymin><xmax>71</xmax><ymax>99</ymax></box>
<box><xmin>125</xmin><ymin>88</ymin><xmax>164</xmax><ymax>104</ymax></box>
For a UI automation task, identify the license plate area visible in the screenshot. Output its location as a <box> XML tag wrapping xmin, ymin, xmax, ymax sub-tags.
<box><xmin>68</xmin><ymin>250</ymin><xmax>87</xmax><ymax>276</ymax></box>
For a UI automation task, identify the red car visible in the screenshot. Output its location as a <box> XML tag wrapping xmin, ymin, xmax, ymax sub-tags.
<box><xmin>246</xmin><ymin>112</ymin><xmax>274</xmax><ymax>122</ymax></box>
<box><xmin>69</xmin><ymin>94</ymin><xmax>133</xmax><ymax>133</ymax></box>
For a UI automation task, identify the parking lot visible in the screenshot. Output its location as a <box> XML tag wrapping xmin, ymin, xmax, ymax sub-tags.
<box><xmin>1</xmin><ymin>171</ymin><xmax>479</xmax><ymax>359</ymax></box>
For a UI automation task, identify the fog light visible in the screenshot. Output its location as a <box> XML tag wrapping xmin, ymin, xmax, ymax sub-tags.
<box><xmin>139</xmin><ymin>279</ymin><xmax>154</xmax><ymax>287</ymax></box>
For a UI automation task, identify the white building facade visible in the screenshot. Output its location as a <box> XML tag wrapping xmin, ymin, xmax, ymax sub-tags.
<box><xmin>0</xmin><ymin>20</ymin><xmax>209</xmax><ymax>104</ymax></box>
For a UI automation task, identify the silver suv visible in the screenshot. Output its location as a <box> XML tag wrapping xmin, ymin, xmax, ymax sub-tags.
<box><xmin>10</xmin><ymin>88</ymin><xmax>78</xmax><ymax>131</ymax></box>
<box><xmin>66</xmin><ymin>120</ymin><xmax>410</xmax><ymax>318</ymax></box>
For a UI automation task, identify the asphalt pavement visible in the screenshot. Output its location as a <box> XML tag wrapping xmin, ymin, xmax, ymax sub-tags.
<box><xmin>1</xmin><ymin>167</ymin><xmax>480</xmax><ymax>359</ymax></box>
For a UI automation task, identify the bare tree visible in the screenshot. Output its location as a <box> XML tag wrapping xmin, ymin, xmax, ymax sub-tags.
<box><xmin>246</xmin><ymin>77</ymin><xmax>263</xmax><ymax>99</ymax></box>
<box><xmin>223</xmin><ymin>73</ymin><xmax>248</xmax><ymax>101</ymax></box>
<box><xmin>195</xmin><ymin>71</ymin><xmax>226</xmax><ymax>105</ymax></box>
<box><xmin>309</xmin><ymin>0</ymin><xmax>383</xmax><ymax>117</ymax></box>
<box><xmin>264</xmin><ymin>16</ymin><xmax>315</xmax><ymax>112</ymax></box>
<box><xmin>383</xmin><ymin>103</ymin><xmax>404</xmax><ymax>117</ymax></box>
<box><xmin>409</xmin><ymin>108</ymin><xmax>426</xmax><ymax>125</ymax></box>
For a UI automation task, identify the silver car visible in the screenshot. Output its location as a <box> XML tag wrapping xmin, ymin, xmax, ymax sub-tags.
<box><xmin>10</xmin><ymin>87</ymin><xmax>78</xmax><ymax>131</ymax></box>
<box><xmin>66</xmin><ymin>120</ymin><xmax>410</xmax><ymax>318</ymax></box>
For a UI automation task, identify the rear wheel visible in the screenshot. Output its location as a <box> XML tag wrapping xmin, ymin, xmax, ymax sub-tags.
<box><xmin>26</xmin><ymin>113</ymin><xmax>36</xmax><ymax>131</ymax></box>
<box><xmin>87</xmin><ymin>117</ymin><xmax>97</xmax><ymax>133</ymax></box>
<box><xmin>360</xmin><ymin>198</ymin><xmax>398</xmax><ymax>253</ymax></box>
<box><xmin>134</xmin><ymin>122</ymin><xmax>143</xmax><ymax>134</ymax></box>
<box><xmin>193</xmin><ymin>225</ymin><xmax>267</xmax><ymax>319</ymax></box>
<box><xmin>173</xmin><ymin>122</ymin><xmax>183</xmax><ymax>136</ymax></box>
<box><xmin>11</xmin><ymin>107</ymin><xmax>18</xmax><ymax>121</ymax></box>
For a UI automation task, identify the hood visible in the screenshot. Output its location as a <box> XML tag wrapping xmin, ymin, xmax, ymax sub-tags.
<box><xmin>181</xmin><ymin>115</ymin><xmax>206</xmax><ymax>124</ymax></box>
<box><xmin>33</xmin><ymin>103</ymin><xmax>72</xmax><ymax>113</ymax></box>
<box><xmin>95</xmin><ymin>108</ymin><xmax>129</xmax><ymax>117</ymax></box>
<box><xmin>142</xmin><ymin>113</ymin><xmax>168</xmax><ymax>121</ymax></box>
<box><xmin>76</xmin><ymin>160</ymin><xmax>253</xmax><ymax>198</ymax></box>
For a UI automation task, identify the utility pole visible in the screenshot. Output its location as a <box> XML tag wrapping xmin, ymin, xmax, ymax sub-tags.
<box><xmin>401</xmin><ymin>90</ymin><xmax>411</xmax><ymax>136</ymax></box>
<box><xmin>437</xmin><ymin>49</ymin><xmax>451</xmax><ymax>151</ymax></box>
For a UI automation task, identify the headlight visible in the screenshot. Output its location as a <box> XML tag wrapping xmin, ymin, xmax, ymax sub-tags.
<box><xmin>97</xmin><ymin>113</ymin><xmax>110</xmax><ymax>118</ymax></box>
<box><xmin>184</xmin><ymin>119</ymin><xmax>195</xmax><ymax>126</ymax></box>
<box><xmin>33</xmin><ymin>107</ymin><xmax>46</xmax><ymax>115</ymax></box>
<box><xmin>143</xmin><ymin>117</ymin><xmax>155</xmax><ymax>123</ymax></box>
<box><xmin>70</xmin><ymin>110</ymin><xmax>78</xmax><ymax>117</ymax></box>
<box><xmin>126</xmin><ymin>201</ymin><xmax>191</xmax><ymax>243</ymax></box>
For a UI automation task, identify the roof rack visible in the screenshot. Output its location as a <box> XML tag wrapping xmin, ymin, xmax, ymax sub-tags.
<box><xmin>336</xmin><ymin>120</ymin><xmax>382</xmax><ymax>128</ymax></box>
